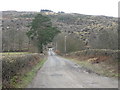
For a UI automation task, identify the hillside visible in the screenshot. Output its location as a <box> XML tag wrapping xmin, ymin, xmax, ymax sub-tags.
<box><xmin>2</xmin><ymin>10</ymin><xmax>118</xmax><ymax>52</ymax></box>
<box><xmin>50</xmin><ymin>13</ymin><xmax>118</xmax><ymax>50</ymax></box>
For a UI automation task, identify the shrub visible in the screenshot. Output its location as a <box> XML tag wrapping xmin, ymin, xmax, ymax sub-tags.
<box><xmin>69</xmin><ymin>49</ymin><xmax>119</xmax><ymax>61</ymax></box>
<box><xmin>2</xmin><ymin>53</ymin><xmax>44</xmax><ymax>88</ymax></box>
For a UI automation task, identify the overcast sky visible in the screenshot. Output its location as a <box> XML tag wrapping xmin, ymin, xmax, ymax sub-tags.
<box><xmin>1</xmin><ymin>0</ymin><xmax>119</xmax><ymax>17</ymax></box>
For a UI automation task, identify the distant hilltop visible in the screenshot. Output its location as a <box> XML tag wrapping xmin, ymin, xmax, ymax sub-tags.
<box><xmin>40</xmin><ymin>9</ymin><xmax>53</xmax><ymax>12</ymax></box>
<box><xmin>40</xmin><ymin>9</ymin><xmax>65</xmax><ymax>15</ymax></box>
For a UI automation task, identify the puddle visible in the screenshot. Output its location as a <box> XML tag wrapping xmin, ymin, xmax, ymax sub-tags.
<box><xmin>50</xmin><ymin>73</ymin><xmax>63</xmax><ymax>77</ymax></box>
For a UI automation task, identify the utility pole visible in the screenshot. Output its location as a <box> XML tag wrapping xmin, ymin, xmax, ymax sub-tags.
<box><xmin>56</xmin><ymin>42</ymin><xmax>57</xmax><ymax>50</ymax></box>
<box><xmin>64</xmin><ymin>36</ymin><xmax>67</xmax><ymax>53</ymax></box>
<box><xmin>64</xmin><ymin>32</ymin><xmax>72</xmax><ymax>54</ymax></box>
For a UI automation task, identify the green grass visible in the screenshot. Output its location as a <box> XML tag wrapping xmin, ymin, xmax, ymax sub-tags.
<box><xmin>1</xmin><ymin>52</ymin><xmax>31</xmax><ymax>55</ymax></box>
<box><xmin>10</xmin><ymin>59</ymin><xmax>47</xmax><ymax>88</ymax></box>
<box><xmin>1</xmin><ymin>52</ymin><xmax>32</xmax><ymax>59</ymax></box>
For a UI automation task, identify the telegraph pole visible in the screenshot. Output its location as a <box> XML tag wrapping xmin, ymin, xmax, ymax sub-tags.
<box><xmin>64</xmin><ymin>36</ymin><xmax>67</xmax><ymax>53</ymax></box>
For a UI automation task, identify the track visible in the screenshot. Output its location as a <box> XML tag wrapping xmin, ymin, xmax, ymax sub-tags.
<box><xmin>28</xmin><ymin>51</ymin><xmax>118</xmax><ymax>88</ymax></box>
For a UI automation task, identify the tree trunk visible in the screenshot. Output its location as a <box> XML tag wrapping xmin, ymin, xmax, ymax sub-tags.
<box><xmin>38</xmin><ymin>42</ymin><xmax>43</xmax><ymax>53</ymax></box>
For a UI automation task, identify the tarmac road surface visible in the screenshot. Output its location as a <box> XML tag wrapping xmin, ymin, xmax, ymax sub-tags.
<box><xmin>28</xmin><ymin>50</ymin><xmax>118</xmax><ymax>88</ymax></box>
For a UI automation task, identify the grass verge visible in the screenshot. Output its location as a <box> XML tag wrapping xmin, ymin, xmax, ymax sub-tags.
<box><xmin>1</xmin><ymin>52</ymin><xmax>31</xmax><ymax>55</ymax></box>
<box><xmin>65</xmin><ymin>56</ymin><xmax>118</xmax><ymax>78</ymax></box>
<box><xmin>10</xmin><ymin>58</ymin><xmax>47</xmax><ymax>88</ymax></box>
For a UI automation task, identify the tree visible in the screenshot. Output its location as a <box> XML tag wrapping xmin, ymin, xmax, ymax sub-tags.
<box><xmin>88</xmin><ymin>29</ymin><xmax>118</xmax><ymax>50</ymax></box>
<box><xmin>53</xmin><ymin>33</ymin><xmax>85</xmax><ymax>53</ymax></box>
<box><xmin>26</xmin><ymin>14</ymin><xmax>60</xmax><ymax>53</ymax></box>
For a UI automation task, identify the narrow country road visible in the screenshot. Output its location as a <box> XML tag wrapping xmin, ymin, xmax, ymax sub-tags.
<box><xmin>28</xmin><ymin>50</ymin><xmax>118</xmax><ymax>88</ymax></box>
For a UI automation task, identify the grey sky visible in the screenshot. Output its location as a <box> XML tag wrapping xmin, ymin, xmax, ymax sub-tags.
<box><xmin>1</xmin><ymin>0</ymin><xmax>119</xmax><ymax>17</ymax></box>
